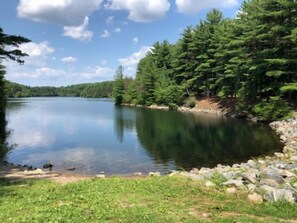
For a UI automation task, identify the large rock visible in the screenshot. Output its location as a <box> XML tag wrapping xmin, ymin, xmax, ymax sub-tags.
<box><xmin>222</xmin><ymin>179</ymin><xmax>244</xmax><ymax>187</ymax></box>
<box><xmin>259</xmin><ymin>179</ymin><xmax>280</xmax><ymax>188</ymax></box>
<box><xmin>262</xmin><ymin>167</ymin><xmax>285</xmax><ymax>184</ymax></box>
<box><xmin>260</xmin><ymin>185</ymin><xmax>295</xmax><ymax>203</ymax></box>
<box><xmin>279</xmin><ymin>170</ymin><xmax>296</xmax><ymax>178</ymax></box>
<box><xmin>241</xmin><ymin>172</ymin><xmax>258</xmax><ymax>184</ymax></box>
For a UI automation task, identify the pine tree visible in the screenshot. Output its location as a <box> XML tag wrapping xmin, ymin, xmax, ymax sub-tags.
<box><xmin>113</xmin><ymin>66</ymin><xmax>125</xmax><ymax>105</ymax></box>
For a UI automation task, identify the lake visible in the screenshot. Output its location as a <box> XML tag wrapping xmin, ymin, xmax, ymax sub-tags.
<box><xmin>3</xmin><ymin>97</ymin><xmax>283</xmax><ymax>176</ymax></box>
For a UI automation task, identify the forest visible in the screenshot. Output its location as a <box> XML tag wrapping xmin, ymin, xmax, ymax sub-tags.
<box><xmin>113</xmin><ymin>0</ymin><xmax>297</xmax><ymax>121</ymax></box>
<box><xmin>4</xmin><ymin>81</ymin><xmax>113</xmax><ymax>98</ymax></box>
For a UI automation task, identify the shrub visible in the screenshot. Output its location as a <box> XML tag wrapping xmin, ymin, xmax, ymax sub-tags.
<box><xmin>185</xmin><ymin>97</ymin><xmax>196</xmax><ymax>108</ymax></box>
<box><xmin>252</xmin><ymin>97</ymin><xmax>293</xmax><ymax>122</ymax></box>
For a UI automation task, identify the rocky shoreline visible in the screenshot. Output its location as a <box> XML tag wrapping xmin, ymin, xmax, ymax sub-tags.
<box><xmin>169</xmin><ymin>114</ymin><xmax>297</xmax><ymax>203</ymax></box>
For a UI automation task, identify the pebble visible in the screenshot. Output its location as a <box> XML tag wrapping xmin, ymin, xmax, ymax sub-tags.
<box><xmin>247</xmin><ymin>193</ymin><xmax>263</xmax><ymax>204</ymax></box>
<box><xmin>226</xmin><ymin>187</ymin><xmax>237</xmax><ymax>194</ymax></box>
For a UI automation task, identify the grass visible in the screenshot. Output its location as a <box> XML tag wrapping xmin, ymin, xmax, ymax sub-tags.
<box><xmin>0</xmin><ymin>176</ymin><xmax>296</xmax><ymax>223</ymax></box>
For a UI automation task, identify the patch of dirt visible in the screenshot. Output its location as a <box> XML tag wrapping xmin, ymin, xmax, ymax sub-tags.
<box><xmin>195</xmin><ymin>97</ymin><xmax>237</xmax><ymax>113</ymax></box>
<box><xmin>0</xmin><ymin>164</ymin><xmax>92</xmax><ymax>184</ymax></box>
<box><xmin>219</xmin><ymin>211</ymin><xmax>297</xmax><ymax>223</ymax></box>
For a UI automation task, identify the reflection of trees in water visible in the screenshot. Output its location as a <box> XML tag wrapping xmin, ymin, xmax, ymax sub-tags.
<box><xmin>0</xmin><ymin>111</ymin><xmax>9</xmax><ymax>159</ymax></box>
<box><xmin>114</xmin><ymin>106</ymin><xmax>137</xmax><ymax>143</ymax></box>
<box><xmin>6</xmin><ymin>100</ymin><xmax>26</xmax><ymax>112</ymax></box>
<box><xmin>0</xmin><ymin>100</ymin><xmax>24</xmax><ymax>159</ymax></box>
<box><xmin>134</xmin><ymin>110</ymin><xmax>283</xmax><ymax>170</ymax></box>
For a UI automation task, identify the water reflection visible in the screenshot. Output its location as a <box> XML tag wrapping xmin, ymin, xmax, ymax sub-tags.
<box><xmin>4</xmin><ymin>98</ymin><xmax>283</xmax><ymax>175</ymax></box>
<box><xmin>0</xmin><ymin>111</ymin><xmax>8</xmax><ymax>159</ymax></box>
<box><xmin>135</xmin><ymin>109</ymin><xmax>283</xmax><ymax>169</ymax></box>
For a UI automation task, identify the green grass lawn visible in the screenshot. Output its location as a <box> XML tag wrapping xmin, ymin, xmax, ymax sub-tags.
<box><xmin>0</xmin><ymin>176</ymin><xmax>296</xmax><ymax>223</ymax></box>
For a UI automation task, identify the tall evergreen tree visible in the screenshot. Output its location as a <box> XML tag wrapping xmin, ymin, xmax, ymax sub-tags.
<box><xmin>113</xmin><ymin>66</ymin><xmax>125</xmax><ymax>105</ymax></box>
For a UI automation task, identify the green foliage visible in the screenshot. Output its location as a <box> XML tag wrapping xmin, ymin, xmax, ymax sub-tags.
<box><xmin>0</xmin><ymin>27</ymin><xmax>30</xmax><ymax>64</ymax></box>
<box><xmin>209</xmin><ymin>172</ymin><xmax>227</xmax><ymax>186</ymax></box>
<box><xmin>4</xmin><ymin>81</ymin><xmax>114</xmax><ymax>98</ymax></box>
<box><xmin>252</xmin><ymin>97</ymin><xmax>293</xmax><ymax>122</ymax></box>
<box><xmin>184</xmin><ymin>96</ymin><xmax>196</xmax><ymax>108</ymax></box>
<box><xmin>113</xmin><ymin>66</ymin><xmax>125</xmax><ymax>105</ymax></box>
<box><xmin>116</xmin><ymin>0</ymin><xmax>296</xmax><ymax>120</ymax></box>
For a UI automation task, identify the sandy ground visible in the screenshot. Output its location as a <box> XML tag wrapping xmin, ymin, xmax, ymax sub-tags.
<box><xmin>0</xmin><ymin>164</ymin><xmax>92</xmax><ymax>185</ymax></box>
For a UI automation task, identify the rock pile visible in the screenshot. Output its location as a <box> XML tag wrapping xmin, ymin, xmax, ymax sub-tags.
<box><xmin>171</xmin><ymin>115</ymin><xmax>297</xmax><ymax>203</ymax></box>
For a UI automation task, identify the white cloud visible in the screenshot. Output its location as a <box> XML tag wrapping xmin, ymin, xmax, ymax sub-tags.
<box><xmin>114</xmin><ymin>28</ymin><xmax>121</xmax><ymax>33</ymax></box>
<box><xmin>35</xmin><ymin>67</ymin><xmax>66</xmax><ymax>78</ymax></box>
<box><xmin>106</xmin><ymin>0</ymin><xmax>170</xmax><ymax>22</ymax></box>
<box><xmin>100</xmin><ymin>59</ymin><xmax>108</xmax><ymax>65</ymax></box>
<box><xmin>63</xmin><ymin>16</ymin><xmax>93</xmax><ymax>41</ymax></box>
<box><xmin>17</xmin><ymin>0</ymin><xmax>103</xmax><ymax>26</ymax></box>
<box><xmin>106</xmin><ymin>16</ymin><xmax>114</xmax><ymax>24</ymax></box>
<box><xmin>19</xmin><ymin>41</ymin><xmax>54</xmax><ymax>58</ymax></box>
<box><xmin>82</xmin><ymin>66</ymin><xmax>114</xmax><ymax>80</ymax></box>
<box><xmin>176</xmin><ymin>0</ymin><xmax>238</xmax><ymax>15</ymax></box>
<box><xmin>118</xmin><ymin>46</ymin><xmax>151</xmax><ymax>75</ymax></box>
<box><xmin>101</xmin><ymin>30</ymin><xmax>111</xmax><ymax>38</ymax></box>
<box><xmin>8</xmin><ymin>67</ymin><xmax>66</xmax><ymax>79</ymax></box>
<box><xmin>133</xmin><ymin>37</ymin><xmax>139</xmax><ymax>44</ymax></box>
<box><xmin>61</xmin><ymin>56</ymin><xmax>78</xmax><ymax>63</ymax></box>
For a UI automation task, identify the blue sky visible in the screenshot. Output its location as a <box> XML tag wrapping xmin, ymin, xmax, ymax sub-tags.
<box><xmin>1</xmin><ymin>0</ymin><xmax>243</xmax><ymax>86</ymax></box>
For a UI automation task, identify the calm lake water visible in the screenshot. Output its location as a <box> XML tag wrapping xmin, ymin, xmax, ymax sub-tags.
<box><xmin>3</xmin><ymin>97</ymin><xmax>283</xmax><ymax>175</ymax></box>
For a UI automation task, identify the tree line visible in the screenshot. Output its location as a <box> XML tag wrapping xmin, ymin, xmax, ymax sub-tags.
<box><xmin>4</xmin><ymin>81</ymin><xmax>113</xmax><ymax>98</ymax></box>
<box><xmin>113</xmin><ymin>0</ymin><xmax>297</xmax><ymax>121</ymax></box>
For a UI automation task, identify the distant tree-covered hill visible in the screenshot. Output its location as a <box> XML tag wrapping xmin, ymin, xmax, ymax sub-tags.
<box><xmin>4</xmin><ymin>81</ymin><xmax>114</xmax><ymax>98</ymax></box>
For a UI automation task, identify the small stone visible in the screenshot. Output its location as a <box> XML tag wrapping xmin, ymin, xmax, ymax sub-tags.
<box><xmin>149</xmin><ymin>172</ymin><xmax>161</xmax><ymax>177</ymax></box>
<box><xmin>258</xmin><ymin>160</ymin><xmax>266</xmax><ymax>165</ymax></box>
<box><xmin>190</xmin><ymin>168</ymin><xmax>199</xmax><ymax>174</ymax></box>
<box><xmin>247</xmin><ymin>184</ymin><xmax>256</xmax><ymax>192</ymax></box>
<box><xmin>290</xmin><ymin>156</ymin><xmax>297</xmax><ymax>162</ymax></box>
<box><xmin>205</xmin><ymin>181</ymin><xmax>215</xmax><ymax>187</ymax></box>
<box><xmin>226</xmin><ymin>187</ymin><xmax>237</xmax><ymax>194</ymax></box>
<box><xmin>202</xmin><ymin>213</ymin><xmax>211</xmax><ymax>218</ymax></box>
<box><xmin>223</xmin><ymin>179</ymin><xmax>243</xmax><ymax>187</ymax></box>
<box><xmin>247</xmin><ymin>160</ymin><xmax>257</xmax><ymax>168</ymax></box>
<box><xmin>134</xmin><ymin>172</ymin><xmax>143</xmax><ymax>176</ymax></box>
<box><xmin>96</xmin><ymin>174</ymin><xmax>106</xmax><ymax>178</ymax></box>
<box><xmin>274</xmin><ymin>152</ymin><xmax>284</xmax><ymax>158</ymax></box>
<box><xmin>222</xmin><ymin>171</ymin><xmax>236</xmax><ymax>180</ymax></box>
<box><xmin>247</xmin><ymin>193</ymin><xmax>263</xmax><ymax>204</ymax></box>
<box><xmin>232</xmin><ymin>163</ymin><xmax>241</xmax><ymax>169</ymax></box>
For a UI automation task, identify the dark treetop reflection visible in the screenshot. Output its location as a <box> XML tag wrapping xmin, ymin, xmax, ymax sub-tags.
<box><xmin>4</xmin><ymin>98</ymin><xmax>283</xmax><ymax>175</ymax></box>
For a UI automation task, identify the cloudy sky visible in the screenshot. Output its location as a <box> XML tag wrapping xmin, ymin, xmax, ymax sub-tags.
<box><xmin>1</xmin><ymin>0</ymin><xmax>243</xmax><ymax>86</ymax></box>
